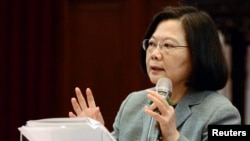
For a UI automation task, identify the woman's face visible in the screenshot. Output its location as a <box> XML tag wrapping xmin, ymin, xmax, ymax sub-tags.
<box><xmin>146</xmin><ymin>19</ymin><xmax>192</xmax><ymax>88</ymax></box>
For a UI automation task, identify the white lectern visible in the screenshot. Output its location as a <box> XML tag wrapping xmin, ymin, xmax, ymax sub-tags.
<box><xmin>18</xmin><ymin>117</ymin><xmax>116</xmax><ymax>141</ymax></box>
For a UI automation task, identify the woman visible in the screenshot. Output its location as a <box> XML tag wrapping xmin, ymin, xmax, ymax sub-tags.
<box><xmin>69</xmin><ymin>5</ymin><xmax>241</xmax><ymax>141</ymax></box>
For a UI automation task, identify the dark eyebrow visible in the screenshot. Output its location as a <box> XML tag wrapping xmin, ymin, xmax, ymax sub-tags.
<box><xmin>150</xmin><ymin>35</ymin><xmax>180</xmax><ymax>44</ymax></box>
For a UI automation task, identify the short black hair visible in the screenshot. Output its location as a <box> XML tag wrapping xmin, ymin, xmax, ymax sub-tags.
<box><xmin>139</xmin><ymin>6</ymin><xmax>228</xmax><ymax>91</ymax></box>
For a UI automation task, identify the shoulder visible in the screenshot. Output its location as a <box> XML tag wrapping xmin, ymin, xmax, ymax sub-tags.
<box><xmin>185</xmin><ymin>90</ymin><xmax>234</xmax><ymax>107</ymax></box>
<box><xmin>113</xmin><ymin>88</ymin><xmax>150</xmax><ymax>122</ymax></box>
<box><xmin>205</xmin><ymin>91</ymin><xmax>241</xmax><ymax>117</ymax></box>
<box><xmin>187</xmin><ymin>90</ymin><xmax>241</xmax><ymax>124</ymax></box>
<box><xmin>202</xmin><ymin>91</ymin><xmax>235</xmax><ymax>108</ymax></box>
<box><xmin>121</xmin><ymin>88</ymin><xmax>149</xmax><ymax>107</ymax></box>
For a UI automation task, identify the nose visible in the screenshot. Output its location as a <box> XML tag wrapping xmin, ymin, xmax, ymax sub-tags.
<box><xmin>150</xmin><ymin>43</ymin><xmax>163</xmax><ymax>60</ymax></box>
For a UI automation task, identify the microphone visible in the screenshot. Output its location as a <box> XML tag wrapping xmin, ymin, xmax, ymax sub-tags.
<box><xmin>146</xmin><ymin>77</ymin><xmax>172</xmax><ymax>141</ymax></box>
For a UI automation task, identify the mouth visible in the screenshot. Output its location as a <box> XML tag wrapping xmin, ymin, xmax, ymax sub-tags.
<box><xmin>150</xmin><ymin>66</ymin><xmax>164</xmax><ymax>72</ymax></box>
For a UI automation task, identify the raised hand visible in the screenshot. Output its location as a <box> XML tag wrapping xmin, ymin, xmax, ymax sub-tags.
<box><xmin>69</xmin><ymin>87</ymin><xmax>105</xmax><ymax>125</ymax></box>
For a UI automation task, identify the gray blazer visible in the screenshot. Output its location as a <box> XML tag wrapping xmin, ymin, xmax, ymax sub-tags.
<box><xmin>111</xmin><ymin>89</ymin><xmax>241</xmax><ymax>141</ymax></box>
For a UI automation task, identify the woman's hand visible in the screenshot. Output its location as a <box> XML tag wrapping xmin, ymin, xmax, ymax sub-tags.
<box><xmin>144</xmin><ymin>89</ymin><xmax>179</xmax><ymax>141</ymax></box>
<box><xmin>68</xmin><ymin>87</ymin><xmax>105</xmax><ymax>125</ymax></box>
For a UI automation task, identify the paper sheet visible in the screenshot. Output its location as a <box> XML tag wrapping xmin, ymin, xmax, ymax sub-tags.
<box><xmin>18</xmin><ymin>117</ymin><xmax>116</xmax><ymax>141</ymax></box>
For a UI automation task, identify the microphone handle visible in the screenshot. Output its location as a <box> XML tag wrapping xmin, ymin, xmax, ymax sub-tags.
<box><xmin>146</xmin><ymin>117</ymin><xmax>160</xmax><ymax>141</ymax></box>
<box><xmin>146</xmin><ymin>91</ymin><xmax>171</xmax><ymax>141</ymax></box>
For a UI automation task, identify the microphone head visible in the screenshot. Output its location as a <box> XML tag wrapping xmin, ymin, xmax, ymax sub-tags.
<box><xmin>156</xmin><ymin>77</ymin><xmax>172</xmax><ymax>98</ymax></box>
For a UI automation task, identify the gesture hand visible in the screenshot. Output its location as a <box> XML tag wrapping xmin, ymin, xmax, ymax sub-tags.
<box><xmin>69</xmin><ymin>87</ymin><xmax>105</xmax><ymax>125</ymax></box>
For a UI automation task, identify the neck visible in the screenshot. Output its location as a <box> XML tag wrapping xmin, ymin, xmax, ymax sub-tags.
<box><xmin>169</xmin><ymin>86</ymin><xmax>189</xmax><ymax>105</ymax></box>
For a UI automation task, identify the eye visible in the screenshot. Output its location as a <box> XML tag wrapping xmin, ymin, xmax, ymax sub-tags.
<box><xmin>148</xmin><ymin>41</ymin><xmax>157</xmax><ymax>48</ymax></box>
<box><xmin>163</xmin><ymin>42</ymin><xmax>175</xmax><ymax>48</ymax></box>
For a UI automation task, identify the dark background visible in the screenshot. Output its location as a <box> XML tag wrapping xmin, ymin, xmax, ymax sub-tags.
<box><xmin>0</xmin><ymin>0</ymin><xmax>249</xmax><ymax>140</ymax></box>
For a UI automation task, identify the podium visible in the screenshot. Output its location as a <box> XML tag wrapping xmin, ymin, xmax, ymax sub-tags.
<box><xmin>18</xmin><ymin>117</ymin><xmax>116</xmax><ymax>141</ymax></box>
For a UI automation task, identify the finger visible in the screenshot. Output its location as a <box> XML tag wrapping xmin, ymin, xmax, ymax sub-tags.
<box><xmin>75</xmin><ymin>87</ymin><xmax>88</xmax><ymax>110</ymax></box>
<box><xmin>95</xmin><ymin>107</ymin><xmax>105</xmax><ymax>125</ymax></box>
<box><xmin>93</xmin><ymin>107</ymin><xmax>100</xmax><ymax>119</ymax></box>
<box><xmin>147</xmin><ymin>91</ymin><xmax>162</xmax><ymax>110</ymax></box>
<box><xmin>146</xmin><ymin>89</ymin><xmax>157</xmax><ymax>109</ymax></box>
<box><xmin>147</xmin><ymin>89</ymin><xmax>171</xmax><ymax>106</ymax></box>
<box><xmin>86</xmin><ymin>88</ymin><xmax>96</xmax><ymax>108</ymax></box>
<box><xmin>158</xmin><ymin>102</ymin><xmax>174</xmax><ymax>116</ymax></box>
<box><xmin>144</xmin><ymin>105</ymin><xmax>161</xmax><ymax>119</ymax></box>
<box><xmin>149</xmin><ymin>102</ymin><xmax>157</xmax><ymax>110</ymax></box>
<box><xmin>147</xmin><ymin>89</ymin><xmax>166</xmax><ymax>100</ymax></box>
<box><xmin>69</xmin><ymin>111</ymin><xmax>76</xmax><ymax>118</ymax></box>
<box><xmin>71</xmin><ymin>97</ymin><xmax>82</xmax><ymax>115</ymax></box>
<box><xmin>147</xmin><ymin>92</ymin><xmax>170</xmax><ymax>115</ymax></box>
<box><xmin>149</xmin><ymin>94</ymin><xmax>173</xmax><ymax>116</ymax></box>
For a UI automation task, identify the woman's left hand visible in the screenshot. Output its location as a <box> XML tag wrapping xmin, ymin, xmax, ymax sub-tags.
<box><xmin>144</xmin><ymin>89</ymin><xmax>180</xmax><ymax>141</ymax></box>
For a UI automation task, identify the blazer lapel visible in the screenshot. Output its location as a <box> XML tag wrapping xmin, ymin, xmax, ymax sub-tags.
<box><xmin>175</xmin><ymin>89</ymin><xmax>205</xmax><ymax>128</ymax></box>
<box><xmin>175</xmin><ymin>101</ymin><xmax>191</xmax><ymax>127</ymax></box>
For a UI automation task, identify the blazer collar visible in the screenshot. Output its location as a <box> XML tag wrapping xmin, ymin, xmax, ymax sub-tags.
<box><xmin>175</xmin><ymin>89</ymin><xmax>206</xmax><ymax>127</ymax></box>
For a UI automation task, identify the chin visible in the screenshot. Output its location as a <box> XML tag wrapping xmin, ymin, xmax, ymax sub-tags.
<box><xmin>149</xmin><ymin>76</ymin><xmax>161</xmax><ymax>84</ymax></box>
